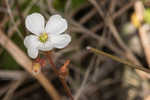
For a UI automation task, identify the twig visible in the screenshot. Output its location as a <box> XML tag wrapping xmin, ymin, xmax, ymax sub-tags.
<box><xmin>87</xmin><ymin>46</ymin><xmax>150</xmax><ymax>74</ymax></box>
<box><xmin>69</xmin><ymin>19</ymin><xmax>102</xmax><ymax>41</ymax></box>
<box><xmin>113</xmin><ymin>1</ymin><xmax>136</xmax><ymax>19</ymax></box>
<box><xmin>88</xmin><ymin>0</ymin><xmax>104</xmax><ymax>18</ymax></box>
<box><xmin>65</xmin><ymin>0</ymin><xmax>72</xmax><ymax>15</ymax></box>
<box><xmin>0</xmin><ymin>70</ymin><xmax>28</xmax><ymax>80</ymax></box>
<box><xmin>109</xmin><ymin>0</ymin><xmax>117</xmax><ymax>14</ymax></box>
<box><xmin>79</xmin><ymin>8</ymin><xmax>96</xmax><ymax>24</ymax></box>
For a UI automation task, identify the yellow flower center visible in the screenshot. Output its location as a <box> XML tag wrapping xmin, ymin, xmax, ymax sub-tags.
<box><xmin>39</xmin><ymin>32</ymin><xmax>48</xmax><ymax>43</ymax></box>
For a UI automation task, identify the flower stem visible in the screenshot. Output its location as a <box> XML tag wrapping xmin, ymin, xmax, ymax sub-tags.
<box><xmin>87</xmin><ymin>46</ymin><xmax>150</xmax><ymax>73</ymax></box>
<box><xmin>45</xmin><ymin>52</ymin><xmax>74</xmax><ymax>100</ymax></box>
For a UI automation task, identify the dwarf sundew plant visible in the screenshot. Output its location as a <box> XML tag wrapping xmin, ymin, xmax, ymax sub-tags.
<box><xmin>24</xmin><ymin>13</ymin><xmax>73</xmax><ymax>100</ymax></box>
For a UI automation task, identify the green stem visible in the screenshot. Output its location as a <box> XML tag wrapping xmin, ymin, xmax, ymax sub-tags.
<box><xmin>87</xmin><ymin>46</ymin><xmax>150</xmax><ymax>73</ymax></box>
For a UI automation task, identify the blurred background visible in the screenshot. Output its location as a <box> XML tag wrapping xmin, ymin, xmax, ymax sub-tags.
<box><xmin>1</xmin><ymin>0</ymin><xmax>150</xmax><ymax>100</ymax></box>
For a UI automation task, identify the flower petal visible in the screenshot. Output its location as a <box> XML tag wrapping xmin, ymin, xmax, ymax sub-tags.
<box><xmin>27</xmin><ymin>48</ymin><xmax>39</xmax><ymax>59</ymax></box>
<box><xmin>51</xmin><ymin>34</ymin><xmax>71</xmax><ymax>49</ymax></box>
<box><xmin>24</xmin><ymin>35</ymin><xmax>41</xmax><ymax>49</ymax></box>
<box><xmin>37</xmin><ymin>36</ymin><xmax>54</xmax><ymax>51</ymax></box>
<box><xmin>25</xmin><ymin>13</ymin><xmax>45</xmax><ymax>35</ymax></box>
<box><xmin>45</xmin><ymin>15</ymin><xmax>68</xmax><ymax>35</ymax></box>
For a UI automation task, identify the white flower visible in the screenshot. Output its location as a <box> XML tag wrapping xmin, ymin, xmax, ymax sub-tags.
<box><xmin>24</xmin><ymin>13</ymin><xmax>71</xmax><ymax>59</ymax></box>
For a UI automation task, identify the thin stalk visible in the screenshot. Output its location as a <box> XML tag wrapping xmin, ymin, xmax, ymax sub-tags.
<box><xmin>45</xmin><ymin>52</ymin><xmax>74</xmax><ymax>100</ymax></box>
<box><xmin>87</xmin><ymin>46</ymin><xmax>150</xmax><ymax>73</ymax></box>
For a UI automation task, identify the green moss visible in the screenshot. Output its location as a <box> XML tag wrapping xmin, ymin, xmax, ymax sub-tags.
<box><xmin>71</xmin><ymin>0</ymin><xmax>86</xmax><ymax>9</ymax></box>
<box><xmin>28</xmin><ymin>5</ymin><xmax>41</xmax><ymax>14</ymax></box>
<box><xmin>12</xmin><ymin>33</ymin><xmax>26</xmax><ymax>51</ymax></box>
<box><xmin>53</xmin><ymin>0</ymin><xmax>86</xmax><ymax>12</ymax></box>
<box><xmin>0</xmin><ymin>50</ymin><xmax>21</xmax><ymax>70</ymax></box>
<box><xmin>53</xmin><ymin>0</ymin><xmax>66</xmax><ymax>12</ymax></box>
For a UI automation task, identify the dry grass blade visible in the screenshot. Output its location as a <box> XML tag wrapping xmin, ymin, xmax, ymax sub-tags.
<box><xmin>87</xmin><ymin>47</ymin><xmax>150</xmax><ymax>74</ymax></box>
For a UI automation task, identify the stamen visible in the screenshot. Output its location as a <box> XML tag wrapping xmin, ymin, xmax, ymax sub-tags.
<box><xmin>39</xmin><ymin>33</ymin><xmax>48</xmax><ymax>43</ymax></box>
